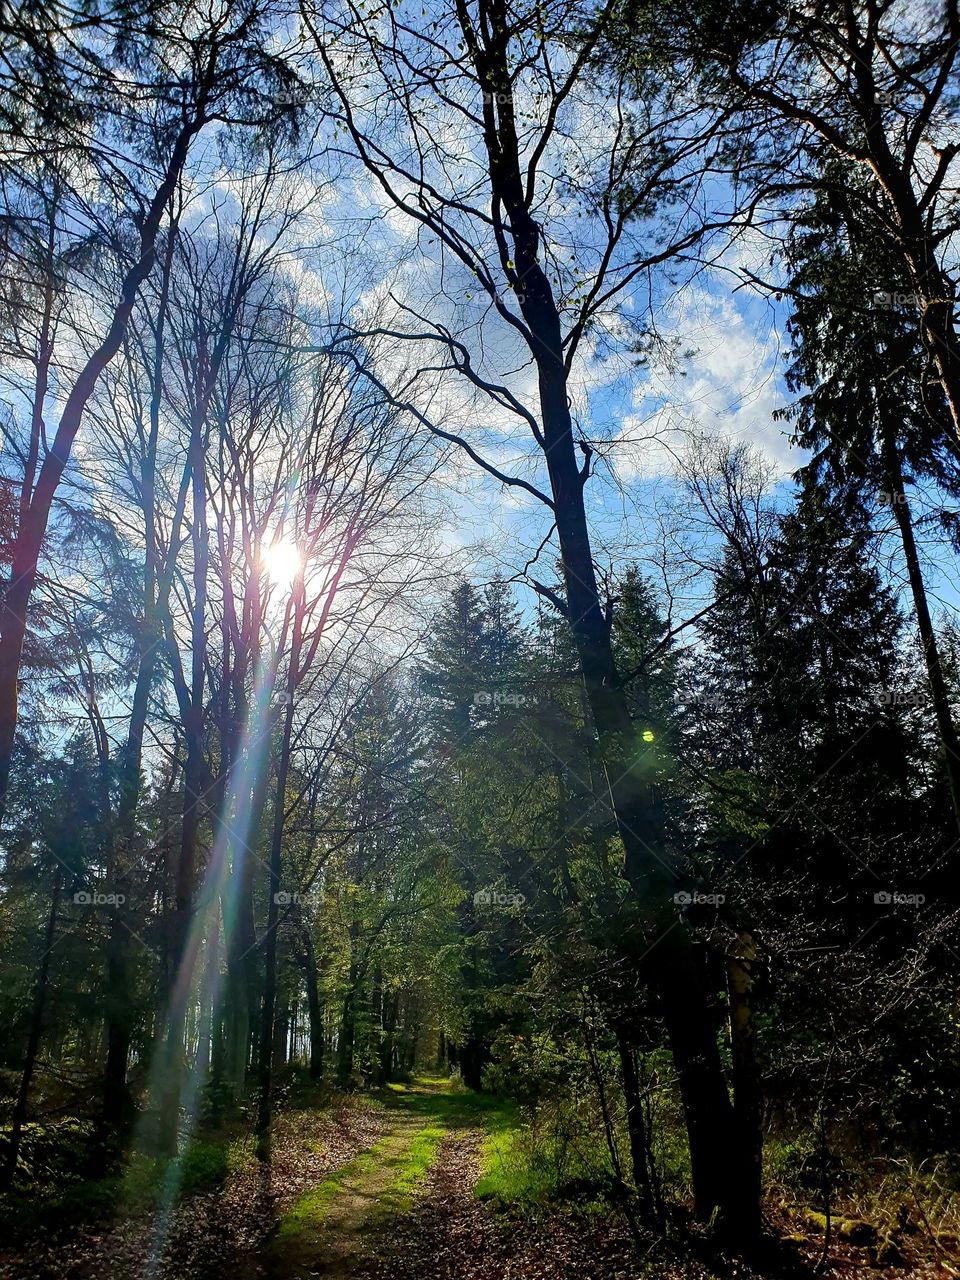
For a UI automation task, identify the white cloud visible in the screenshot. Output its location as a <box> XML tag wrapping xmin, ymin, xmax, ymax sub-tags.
<box><xmin>610</xmin><ymin>286</ymin><xmax>795</xmax><ymax>481</ymax></box>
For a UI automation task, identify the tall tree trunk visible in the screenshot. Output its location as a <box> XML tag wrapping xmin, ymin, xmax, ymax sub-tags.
<box><xmin>224</xmin><ymin>753</ymin><xmax>272</xmax><ymax>1097</ymax></box>
<box><xmin>337</xmin><ymin>989</ymin><xmax>357</xmax><ymax>1088</ymax></box>
<box><xmin>157</xmin><ymin>407</ymin><xmax>210</xmax><ymax>1156</ymax></box>
<box><xmin>882</xmin><ymin>439</ymin><xmax>960</xmax><ymax>837</ymax></box>
<box><xmin>378</xmin><ymin>990</ymin><xmax>400</xmax><ymax>1086</ymax></box>
<box><xmin>368</xmin><ymin>964</ymin><xmax>383</xmax><ymax>1083</ymax></box>
<box><xmin>866</xmin><ymin>149</ymin><xmax>960</xmax><ymax>449</ymax></box>
<box><xmin>616</xmin><ymin>1032</ymin><xmax>658</xmax><ymax>1225</ymax></box>
<box><xmin>519</xmin><ymin>222</ymin><xmax>736</xmax><ymax>1226</ymax></box>
<box><xmin>299</xmin><ymin>925</ymin><xmax>325</xmax><ymax>1079</ymax></box>
<box><xmin>255</xmin><ymin>602</ymin><xmax>300</xmax><ymax>1157</ymax></box>
<box><xmin>726</xmin><ymin>929</ymin><xmax>764</xmax><ymax>1240</ymax></box>
<box><xmin>100</xmin><ymin>224</ymin><xmax>178</xmax><ymax>1141</ymax></box>
<box><xmin>459</xmin><ymin>0</ymin><xmax>744</xmax><ymax>1225</ymax></box>
<box><xmin>337</xmin><ymin>926</ymin><xmax>359</xmax><ymax>1090</ymax></box>
<box><xmin>1</xmin><ymin>868</ymin><xmax>62</xmax><ymax>1190</ymax></box>
<box><xmin>0</xmin><ymin>121</ymin><xmax>202</xmax><ymax>815</ymax></box>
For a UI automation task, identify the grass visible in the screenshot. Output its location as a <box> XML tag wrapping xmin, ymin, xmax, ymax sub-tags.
<box><xmin>764</xmin><ymin>1133</ymin><xmax>960</xmax><ymax>1259</ymax></box>
<box><xmin>379</xmin><ymin>1074</ymin><xmax>533</xmax><ymax>1205</ymax></box>
<box><xmin>378</xmin><ymin>1073</ymin><xmax>505</xmax><ymax>1127</ymax></box>
<box><xmin>381</xmin><ymin>1123</ymin><xmax>446</xmax><ymax>1211</ymax></box>
<box><xmin>273</xmin><ymin>1137</ymin><xmax>393</xmax><ymax>1241</ymax></box>
<box><xmin>475</xmin><ymin>1119</ymin><xmax>542</xmax><ymax>1204</ymax></box>
<box><xmin>473</xmin><ymin>1097</ymin><xmax>631</xmax><ymax>1210</ymax></box>
<box><xmin>274</xmin><ymin>1073</ymin><xmax>510</xmax><ymax>1243</ymax></box>
<box><xmin>268</xmin><ymin>1105</ymin><xmax>449</xmax><ymax>1274</ymax></box>
<box><xmin>377</xmin><ymin>1073</ymin><xmax>572</xmax><ymax>1210</ymax></box>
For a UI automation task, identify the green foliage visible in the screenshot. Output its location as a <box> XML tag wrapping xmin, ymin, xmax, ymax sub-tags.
<box><xmin>0</xmin><ymin>1137</ymin><xmax>232</xmax><ymax>1243</ymax></box>
<box><xmin>475</xmin><ymin>1098</ymin><xmax>617</xmax><ymax>1209</ymax></box>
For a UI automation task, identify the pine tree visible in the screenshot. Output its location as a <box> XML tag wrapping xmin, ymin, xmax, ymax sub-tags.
<box><xmin>420</xmin><ymin>581</ymin><xmax>492</xmax><ymax>741</ymax></box>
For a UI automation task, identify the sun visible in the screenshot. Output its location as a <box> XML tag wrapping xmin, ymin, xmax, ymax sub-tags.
<box><xmin>261</xmin><ymin>538</ymin><xmax>302</xmax><ymax>590</ymax></box>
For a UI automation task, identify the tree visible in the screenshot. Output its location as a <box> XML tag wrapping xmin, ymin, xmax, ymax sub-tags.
<box><xmin>615</xmin><ymin>0</ymin><xmax>960</xmax><ymax>444</ymax></box>
<box><xmin>0</xmin><ymin>0</ymin><xmax>301</xmax><ymax>813</ymax></box>
<box><xmin>309</xmin><ymin>0</ymin><xmax>751</xmax><ymax>1229</ymax></box>
<box><xmin>1</xmin><ymin>734</ymin><xmax>104</xmax><ymax>1188</ymax></box>
<box><xmin>777</xmin><ymin>171</ymin><xmax>960</xmax><ymax>840</ymax></box>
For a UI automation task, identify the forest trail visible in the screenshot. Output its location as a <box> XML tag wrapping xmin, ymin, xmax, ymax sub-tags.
<box><xmin>261</xmin><ymin>1076</ymin><xmax>486</xmax><ymax>1280</ymax></box>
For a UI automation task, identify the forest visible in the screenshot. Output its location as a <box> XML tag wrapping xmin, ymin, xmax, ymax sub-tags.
<box><xmin>0</xmin><ymin>0</ymin><xmax>959</xmax><ymax>1276</ymax></box>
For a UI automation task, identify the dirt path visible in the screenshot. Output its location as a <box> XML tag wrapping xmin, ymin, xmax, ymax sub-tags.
<box><xmin>0</xmin><ymin>1094</ymin><xmax>395</xmax><ymax>1280</ymax></box>
<box><xmin>3</xmin><ymin>1078</ymin><xmax>948</xmax><ymax>1280</ymax></box>
<box><xmin>260</xmin><ymin>1078</ymin><xmax>482</xmax><ymax>1280</ymax></box>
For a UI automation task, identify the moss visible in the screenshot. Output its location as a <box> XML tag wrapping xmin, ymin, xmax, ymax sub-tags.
<box><xmin>802</xmin><ymin>1209</ymin><xmax>878</xmax><ymax>1245</ymax></box>
<box><xmin>383</xmin><ymin>1125</ymin><xmax>445</xmax><ymax>1210</ymax></box>
<box><xmin>273</xmin><ymin>1141</ymin><xmax>389</xmax><ymax>1241</ymax></box>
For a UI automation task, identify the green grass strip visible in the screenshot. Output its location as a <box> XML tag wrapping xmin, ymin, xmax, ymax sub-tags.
<box><xmin>274</xmin><ymin>1136</ymin><xmax>391</xmax><ymax>1240</ymax></box>
<box><xmin>381</xmin><ymin>1124</ymin><xmax>445</xmax><ymax>1212</ymax></box>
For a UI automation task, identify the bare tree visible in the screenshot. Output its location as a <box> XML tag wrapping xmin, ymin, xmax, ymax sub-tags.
<box><xmin>0</xmin><ymin>0</ymin><xmax>301</xmax><ymax>813</ymax></box>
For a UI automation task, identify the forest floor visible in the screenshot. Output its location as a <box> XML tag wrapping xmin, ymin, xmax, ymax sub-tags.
<box><xmin>0</xmin><ymin>1077</ymin><xmax>956</xmax><ymax>1280</ymax></box>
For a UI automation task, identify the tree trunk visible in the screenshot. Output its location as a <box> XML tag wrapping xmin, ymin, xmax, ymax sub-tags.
<box><xmin>1</xmin><ymin>868</ymin><xmax>62</xmax><ymax>1190</ymax></box>
<box><xmin>463</xmin><ymin>0</ymin><xmax>743</xmax><ymax>1225</ymax></box>
<box><xmin>725</xmin><ymin>929</ymin><xmax>764</xmax><ymax>1239</ymax></box>
<box><xmin>526</xmin><ymin>258</ymin><xmax>737</xmax><ymax>1224</ymax></box>
<box><xmin>869</xmin><ymin>156</ymin><xmax>960</xmax><ymax>450</ymax></box>
<box><xmin>337</xmin><ymin>986</ymin><xmax>357</xmax><ymax>1088</ymax></box>
<box><xmin>378</xmin><ymin>990</ymin><xmax>400</xmax><ymax>1086</ymax></box>
<box><xmin>0</xmin><ymin>121</ymin><xmax>201</xmax><ymax>815</ymax></box>
<box><xmin>882</xmin><ymin>439</ymin><xmax>960</xmax><ymax>838</ymax></box>
<box><xmin>337</xmin><ymin>917</ymin><xmax>360</xmax><ymax>1090</ymax></box>
<box><xmin>616</xmin><ymin>1033</ymin><xmax>658</xmax><ymax>1224</ymax></box>
<box><xmin>300</xmin><ymin>925</ymin><xmax>325</xmax><ymax>1079</ymax></box>
<box><xmin>255</xmin><ymin>640</ymin><xmax>298</xmax><ymax>1157</ymax></box>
